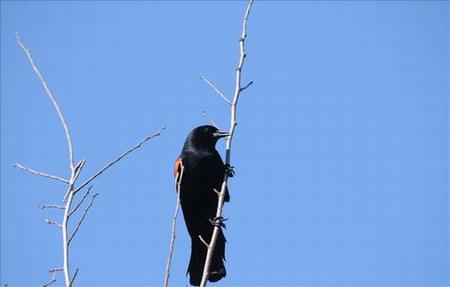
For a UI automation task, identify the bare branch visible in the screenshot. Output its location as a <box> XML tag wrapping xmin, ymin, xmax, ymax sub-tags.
<box><xmin>69</xmin><ymin>185</ymin><xmax>93</xmax><ymax>216</ymax></box>
<box><xmin>16</xmin><ymin>34</ymin><xmax>165</xmax><ymax>287</ymax></box>
<box><xmin>163</xmin><ymin>162</ymin><xmax>185</xmax><ymax>287</ymax></box>
<box><xmin>13</xmin><ymin>163</ymin><xmax>69</xmax><ymax>184</ymax></box>
<box><xmin>200</xmin><ymin>76</ymin><xmax>231</xmax><ymax>105</ymax></box>
<box><xmin>42</xmin><ymin>268</ymin><xmax>63</xmax><ymax>287</ymax></box>
<box><xmin>63</xmin><ymin>160</ymin><xmax>86</xmax><ymax>202</ymax></box>
<box><xmin>42</xmin><ymin>274</ymin><xmax>56</xmax><ymax>287</ymax></box>
<box><xmin>202</xmin><ymin>111</ymin><xmax>221</xmax><ymax>129</ymax></box>
<box><xmin>240</xmin><ymin>80</ymin><xmax>253</xmax><ymax>92</ymax></box>
<box><xmin>73</xmin><ymin>127</ymin><xmax>165</xmax><ymax>196</ymax></box>
<box><xmin>45</xmin><ymin>219</ymin><xmax>62</xmax><ymax>228</ymax></box>
<box><xmin>16</xmin><ymin>33</ymin><xmax>75</xmax><ymax>171</ymax></box>
<box><xmin>61</xmin><ymin>160</ymin><xmax>85</xmax><ymax>285</ymax></box>
<box><xmin>198</xmin><ymin>235</ymin><xmax>209</xmax><ymax>248</ymax></box>
<box><xmin>40</xmin><ymin>204</ymin><xmax>65</xmax><ymax>210</ymax></box>
<box><xmin>68</xmin><ymin>193</ymin><xmax>99</xmax><ymax>245</ymax></box>
<box><xmin>62</xmin><ymin>186</ymin><xmax>74</xmax><ymax>286</ymax></box>
<box><xmin>70</xmin><ymin>268</ymin><xmax>79</xmax><ymax>286</ymax></box>
<box><xmin>200</xmin><ymin>1</ymin><xmax>254</xmax><ymax>286</ymax></box>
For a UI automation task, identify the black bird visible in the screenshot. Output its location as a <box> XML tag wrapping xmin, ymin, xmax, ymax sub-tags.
<box><xmin>174</xmin><ymin>125</ymin><xmax>230</xmax><ymax>286</ymax></box>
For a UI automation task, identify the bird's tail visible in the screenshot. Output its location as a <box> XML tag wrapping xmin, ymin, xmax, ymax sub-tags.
<box><xmin>188</xmin><ymin>229</ymin><xmax>226</xmax><ymax>286</ymax></box>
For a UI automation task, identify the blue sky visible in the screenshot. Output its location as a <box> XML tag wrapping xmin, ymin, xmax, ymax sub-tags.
<box><xmin>1</xmin><ymin>1</ymin><xmax>448</xmax><ymax>286</ymax></box>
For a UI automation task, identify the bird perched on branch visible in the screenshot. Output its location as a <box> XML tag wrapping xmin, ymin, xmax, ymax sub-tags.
<box><xmin>174</xmin><ymin>125</ymin><xmax>231</xmax><ymax>286</ymax></box>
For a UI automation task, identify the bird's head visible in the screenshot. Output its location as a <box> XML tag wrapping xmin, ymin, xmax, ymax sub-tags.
<box><xmin>185</xmin><ymin>125</ymin><xmax>229</xmax><ymax>150</ymax></box>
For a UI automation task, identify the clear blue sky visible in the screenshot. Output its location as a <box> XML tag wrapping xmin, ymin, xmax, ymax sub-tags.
<box><xmin>1</xmin><ymin>1</ymin><xmax>448</xmax><ymax>286</ymax></box>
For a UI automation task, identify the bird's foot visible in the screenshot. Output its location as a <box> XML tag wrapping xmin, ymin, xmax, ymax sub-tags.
<box><xmin>224</xmin><ymin>164</ymin><xmax>235</xmax><ymax>177</ymax></box>
<box><xmin>209</xmin><ymin>216</ymin><xmax>228</xmax><ymax>228</ymax></box>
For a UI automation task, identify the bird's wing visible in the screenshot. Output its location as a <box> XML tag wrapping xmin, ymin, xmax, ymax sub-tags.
<box><xmin>174</xmin><ymin>157</ymin><xmax>184</xmax><ymax>186</ymax></box>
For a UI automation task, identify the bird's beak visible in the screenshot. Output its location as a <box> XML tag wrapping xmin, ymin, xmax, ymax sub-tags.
<box><xmin>213</xmin><ymin>130</ymin><xmax>230</xmax><ymax>139</ymax></box>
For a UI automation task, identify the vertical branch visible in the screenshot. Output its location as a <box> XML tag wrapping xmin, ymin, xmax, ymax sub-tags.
<box><xmin>163</xmin><ymin>162</ymin><xmax>185</xmax><ymax>287</ymax></box>
<box><xmin>62</xmin><ymin>187</ymin><xmax>74</xmax><ymax>286</ymax></box>
<box><xmin>199</xmin><ymin>1</ymin><xmax>254</xmax><ymax>286</ymax></box>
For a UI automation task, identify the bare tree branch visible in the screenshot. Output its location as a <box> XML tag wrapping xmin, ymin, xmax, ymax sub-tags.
<box><xmin>198</xmin><ymin>235</ymin><xmax>209</xmax><ymax>248</ymax></box>
<box><xmin>16</xmin><ymin>34</ymin><xmax>165</xmax><ymax>287</ymax></box>
<box><xmin>200</xmin><ymin>76</ymin><xmax>231</xmax><ymax>105</ymax></box>
<box><xmin>199</xmin><ymin>1</ymin><xmax>254</xmax><ymax>286</ymax></box>
<box><xmin>69</xmin><ymin>186</ymin><xmax>93</xmax><ymax>216</ymax></box>
<box><xmin>63</xmin><ymin>160</ymin><xmax>85</xmax><ymax>202</ymax></box>
<box><xmin>70</xmin><ymin>268</ymin><xmax>79</xmax><ymax>286</ymax></box>
<box><xmin>42</xmin><ymin>268</ymin><xmax>63</xmax><ymax>287</ymax></box>
<box><xmin>16</xmin><ymin>33</ymin><xmax>75</xmax><ymax>172</ymax></box>
<box><xmin>42</xmin><ymin>274</ymin><xmax>56</xmax><ymax>287</ymax></box>
<box><xmin>13</xmin><ymin>163</ymin><xmax>69</xmax><ymax>184</ymax></box>
<box><xmin>45</xmin><ymin>219</ymin><xmax>62</xmax><ymax>228</ymax></box>
<box><xmin>163</xmin><ymin>161</ymin><xmax>185</xmax><ymax>287</ymax></box>
<box><xmin>202</xmin><ymin>111</ymin><xmax>221</xmax><ymax>129</ymax></box>
<box><xmin>61</xmin><ymin>161</ymin><xmax>85</xmax><ymax>286</ymax></box>
<box><xmin>68</xmin><ymin>193</ymin><xmax>99</xmax><ymax>244</ymax></box>
<box><xmin>240</xmin><ymin>80</ymin><xmax>253</xmax><ymax>92</ymax></box>
<box><xmin>62</xmin><ymin>185</ymin><xmax>75</xmax><ymax>286</ymax></box>
<box><xmin>40</xmin><ymin>204</ymin><xmax>65</xmax><ymax>210</ymax></box>
<box><xmin>73</xmin><ymin>127</ymin><xmax>165</xmax><ymax>196</ymax></box>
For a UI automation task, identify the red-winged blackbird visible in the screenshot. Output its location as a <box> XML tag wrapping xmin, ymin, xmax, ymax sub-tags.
<box><xmin>174</xmin><ymin>125</ymin><xmax>230</xmax><ymax>286</ymax></box>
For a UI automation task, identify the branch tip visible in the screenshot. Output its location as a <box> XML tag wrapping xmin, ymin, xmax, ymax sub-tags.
<box><xmin>73</xmin><ymin>127</ymin><xmax>164</xmax><ymax>196</ymax></box>
<box><xmin>70</xmin><ymin>268</ymin><xmax>79</xmax><ymax>285</ymax></box>
<box><xmin>202</xmin><ymin>111</ymin><xmax>221</xmax><ymax>129</ymax></box>
<box><xmin>240</xmin><ymin>81</ymin><xmax>253</xmax><ymax>92</ymax></box>
<box><xmin>200</xmin><ymin>76</ymin><xmax>231</xmax><ymax>105</ymax></box>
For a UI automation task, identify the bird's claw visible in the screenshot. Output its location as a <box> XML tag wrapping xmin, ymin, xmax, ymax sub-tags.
<box><xmin>209</xmin><ymin>216</ymin><xmax>228</xmax><ymax>228</ymax></box>
<box><xmin>224</xmin><ymin>164</ymin><xmax>235</xmax><ymax>177</ymax></box>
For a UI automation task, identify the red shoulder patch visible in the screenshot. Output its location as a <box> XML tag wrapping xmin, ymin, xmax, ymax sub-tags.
<box><xmin>174</xmin><ymin>157</ymin><xmax>183</xmax><ymax>183</ymax></box>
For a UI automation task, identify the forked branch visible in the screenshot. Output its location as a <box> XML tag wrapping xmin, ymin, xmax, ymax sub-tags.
<box><xmin>15</xmin><ymin>33</ymin><xmax>164</xmax><ymax>287</ymax></box>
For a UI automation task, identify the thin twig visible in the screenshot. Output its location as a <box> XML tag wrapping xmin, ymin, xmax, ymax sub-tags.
<box><xmin>163</xmin><ymin>162</ymin><xmax>185</xmax><ymax>287</ymax></box>
<box><xmin>45</xmin><ymin>219</ymin><xmax>62</xmax><ymax>228</ymax></box>
<box><xmin>73</xmin><ymin>127</ymin><xmax>165</xmax><ymax>196</ymax></box>
<box><xmin>13</xmin><ymin>163</ymin><xmax>69</xmax><ymax>184</ymax></box>
<box><xmin>69</xmin><ymin>186</ymin><xmax>93</xmax><ymax>216</ymax></box>
<box><xmin>40</xmin><ymin>204</ymin><xmax>65</xmax><ymax>210</ymax></box>
<box><xmin>42</xmin><ymin>273</ymin><xmax>56</xmax><ymax>287</ymax></box>
<box><xmin>200</xmin><ymin>76</ymin><xmax>231</xmax><ymax>105</ymax></box>
<box><xmin>16</xmin><ymin>33</ymin><xmax>75</xmax><ymax>171</ymax></box>
<box><xmin>240</xmin><ymin>80</ymin><xmax>253</xmax><ymax>92</ymax></box>
<box><xmin>198</xmin><ymin>235</ymin><xmax>209</xmax><ymax>248</ymax></box>
<box><xmin>42</xmin><ymin>268</ymin><xmax>63</xmax><ymax>287</ymax></box>
<box><xmin>70</xmin><ymin>268</ymin><xmax>79</xmax><ymax>286</ymax></box>
<box><xmin>68</xmin><ymin>193</ymin><xmax>99</xmax><ymax>244</ymax></box>
<box><xmin>202</xmin><ymin>111</ymin><xmax>221</xmax><ymax>129</ymax></box>
<box><xmin>49</xmin><ymin>268</ymin><xmax>63</xmax><ymax>273</ymax></box>
<box><xmin>199</xmin><ymin>1</ymin><xmax>254</xmax><ymax>286</ymax></box>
